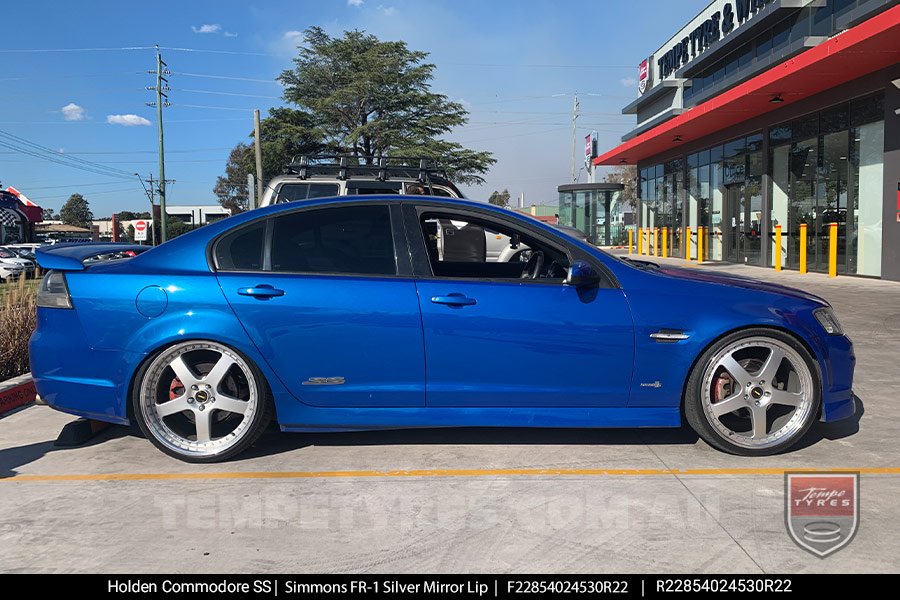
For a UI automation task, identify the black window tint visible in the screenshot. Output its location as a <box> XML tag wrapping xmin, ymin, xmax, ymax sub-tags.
<box><xmin>277</xmin><ymin>183</ymin><xmax>340</xmax><ymax>202</ymax></box>
<box><xmin>270</xmin><ymin>205</ymin><xmax>396</xmax><ymax>275</ymax></box>
<box><xmin>215</xmin><ymin>221</ymin><xmax>265</xmax><ymax>271</ymax></box>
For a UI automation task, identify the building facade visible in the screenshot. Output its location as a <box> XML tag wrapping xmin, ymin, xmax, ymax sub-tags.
<box><xmin>595</xmin><ymin>0</ymin><xmax>899</xmax><ymax>279</ymax></box>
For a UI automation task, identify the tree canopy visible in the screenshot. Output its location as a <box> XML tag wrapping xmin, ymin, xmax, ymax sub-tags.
<box><xmin>215</xmin><ymin>27</ymin><xmax>494</xmax><ymax>212</ymax></box>
<box><xmin>59</xmin><ymin>193</ymin><xmax>93</xmax><ymax>228</ymax></box>
<box><xmin>487</xmin><ymin>189</ymin><xmax>511</xmax><ymax>207</ymax></box>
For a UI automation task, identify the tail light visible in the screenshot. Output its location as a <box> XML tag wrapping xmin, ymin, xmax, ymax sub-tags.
<box><xmin>36</xmin><ymin>271</ymin><xmax>72</xmax><ymax>309</ymax></box>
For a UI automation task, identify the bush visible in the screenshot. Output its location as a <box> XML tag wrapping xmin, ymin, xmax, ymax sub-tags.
<box><xmin>0</xmin><ymin>276</ymin><xmax>37</xmax><ymax>380</ymax></box>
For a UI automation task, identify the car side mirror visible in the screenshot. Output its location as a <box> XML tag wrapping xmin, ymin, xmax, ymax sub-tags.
<box><xmin>564</xmin><ymin>260</ymin><xmax>601</xmax><ymax>288</ymax></box>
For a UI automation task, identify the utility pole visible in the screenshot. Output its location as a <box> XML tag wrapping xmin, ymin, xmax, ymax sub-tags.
<box><xmin>570</xmin><ymin>93</ymin><xmax>580</xmax><ymax>183</ymax></box>
<box><xmin>147</xmin><ymin>46</ymin><xmax>171</xmax><ymax>241</ymax></box>
<box><xmin>253</xmin><ymin>109</ymin><xmax>264</xmax><ymax>206</ymax></box>
<box><xmin>146</xmin><ymin>174</ymin><xmax>157</xmax><ymax>246</ymax></box>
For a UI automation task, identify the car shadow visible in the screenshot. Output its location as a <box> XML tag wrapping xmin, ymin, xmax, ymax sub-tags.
<box><xmin>234</xmin><ymin>422</ymin><xmax>702</xmax><ymax>462</ymax></box>
<box><xmin>792</xmin><ymin>394</ymin><xmax>864</xmax><ymax>452</ymax></box>
<box><xmin>0</xmin><ymin>425</ymin><xmax>132</xmax><ymax>479</ymax></box>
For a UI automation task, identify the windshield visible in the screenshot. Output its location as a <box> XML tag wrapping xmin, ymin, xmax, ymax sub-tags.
<box><xmin>0</xmin><ymin>248</ymin><xmax>16</xmax><ymax>258</ymax></box>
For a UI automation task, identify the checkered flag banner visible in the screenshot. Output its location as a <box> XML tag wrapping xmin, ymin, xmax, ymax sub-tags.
<box><xmin>0</xmin><ymin>209</ymin><xmax>19</xmax><ymax>227</ymax></box>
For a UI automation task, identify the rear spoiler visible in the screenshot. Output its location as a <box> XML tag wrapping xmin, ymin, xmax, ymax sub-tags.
<box><xmin>35</xmin><ymin>243</ymin><xmax>153</xmax><ymax>271</ymax></box>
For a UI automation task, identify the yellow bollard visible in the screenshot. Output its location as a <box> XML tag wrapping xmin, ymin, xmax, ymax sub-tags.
<box><xmin>685</xmin><ymin>227</ymin><xmax>692</xmax><ymax>261</ymax></box>
<box><xmin>653</xmin><ymin>228</ymin><xmax>659</xmax><ymax>257</ymax></box>
<box><xmin>799</xmin><ymin>223</ymin><xmax>807</xmax><ymax>274</ymax></box>
<box><xmin>774</xmin><ymin>225</ymin><xmax>782</xmax><ymax>272</ymax></box>
<box><xmin>697</xmin><ymin>226</ymin><xmax>704</xmax><ymax>263</ymax></box>
<box><xmin>628</xmin><ymin>228</ymin><xmax>633</xmax><ymax>255</ymax></box>
<box><xmin>637</xmin><ymin>226</ymin><xmax>643</xmax><ymax>255</ymax></box>
<box><xmin>829</xmin><ymin>222</ymin><xmax>838</xmax><ymax>278</ymax></box>
<box><xmin>662</xmin><ymin>227</ymin><xmax>668</xmax><ymax>258</ymax></box>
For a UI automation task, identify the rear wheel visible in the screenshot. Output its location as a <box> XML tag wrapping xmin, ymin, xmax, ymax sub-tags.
<box><xmin>132</xmin><ymin>340</ymin><xmax>271</xmax><ymax>462</ymax></box>
<box><xmin>684</xmin><ymin>329</ymin><xmax>820</xmax><ymax>456</ymax></box>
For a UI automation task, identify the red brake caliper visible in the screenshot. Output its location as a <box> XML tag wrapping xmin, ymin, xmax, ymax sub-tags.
<box><xmin>713</xmin><ymin>373</ymin><xmax>732</xmax><ymax>403</ymax></box>
<box><xmin>169</xmin><ymin>378</ymin><xmax>185</xmax><ymax>401</ymax></box>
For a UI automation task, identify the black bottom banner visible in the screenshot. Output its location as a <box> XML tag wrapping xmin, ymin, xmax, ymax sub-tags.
<box><xmin>1</xmin><ymin>574</ymin><xmax>891</xmax><ymax>597</ymax></box>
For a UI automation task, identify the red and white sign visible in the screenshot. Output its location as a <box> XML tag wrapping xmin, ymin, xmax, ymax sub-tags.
<box><xmin>638</xmin><ymin>59</ymin><xmax>650</xmax><ymax>95</ymax></box>
<box><xmin>785</xmin><ymin>472</ymin><xmax>859</xmax><ymax>557</ymax></box>
<box><xmin>134</xmin><ymin>219</ymin><xmax>148</xmax><ymax>241</ymax></box>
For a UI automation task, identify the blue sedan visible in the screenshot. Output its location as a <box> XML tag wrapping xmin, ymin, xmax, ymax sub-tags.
<box><xmin>29</xmin><ymin>196</ymin><xmax>856</xmax><ymax>462</ymax></box>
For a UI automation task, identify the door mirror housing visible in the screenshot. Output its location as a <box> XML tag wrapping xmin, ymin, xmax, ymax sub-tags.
<box><xmin>564</xmin><ymin>260</ymin><xmax>601</xmax><ymax>288</ymax></box>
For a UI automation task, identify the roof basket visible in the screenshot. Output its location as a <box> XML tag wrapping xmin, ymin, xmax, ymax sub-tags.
<box><xmin>285</xmin><ymin>154</ymin><xmax>449</xmax><ymax>183</ymax></box>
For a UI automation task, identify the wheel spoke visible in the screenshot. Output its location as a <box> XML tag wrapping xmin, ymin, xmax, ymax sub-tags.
<box><xmin>204</xmin><ymin>354</ymin><xmax>236</xmax><ymax>390</ymax></box>
<box><xmin>169</xmin><ymin>356</ymin><xmax>197</xmax><ymax>387</ymax></box>
<box><xmin>770</xmin><ymin>389</ymin><xmax>803</xmax><ymax>408</ymax></box>
<box><xmin>194</xmin><ymin>409</ymin><xmax>213</xmax><ymax>443</ymax></box>
<box><xmin>155</xmin><ymin>395</ymin><xmax>189</xmax><ymax>418</ymax></box>
<box><xmin>711</xmin><ymin>392</ymin><xmax>746</xmax><ymax>418</ymax></box>
<box><xmin>718</xmin><ymin>354</ymin><xmax>752</xmax><ymax>386</ymax></box>
<box><xmin>750</xmin><ymin>406</ymin><xmax>768</xmax><ymax>439</ymax></box>
<box><xmin>214</xmin><ymin>394</ymin><xmax>248</xmax><ymax>416</ymax></box>
<box><xmin>758</xmin><ymin>346</ymin><xmax>787</xmax><ymax>382</ymax></box>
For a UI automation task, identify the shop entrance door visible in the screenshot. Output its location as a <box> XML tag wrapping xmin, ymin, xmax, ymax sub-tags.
<box><xmin>725</xmin><ymin>183</ymin><xmax>750</xmax><ymax>263</ymax></box>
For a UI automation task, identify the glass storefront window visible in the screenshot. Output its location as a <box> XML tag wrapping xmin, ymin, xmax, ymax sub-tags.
<box><xmin>768</xmin><ymin>92</ymin><xmax>884</xmax><ymax>276</ymax></box>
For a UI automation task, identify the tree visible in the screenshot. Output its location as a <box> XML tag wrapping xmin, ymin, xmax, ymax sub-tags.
<box><xmin>166</xmin><ymin>219</ymin><xmax>192</xmax><ymax>240</ymax></box>
<box><xmin>487</xmin><ymin>189</ymin><xmax>511</xmax><ymax>207</ymax></box>
<box><xmin>59</xmin><ymin>193</ymin><xmax>93</xmax><ymax>228</ymax></box>
<box><xmin>214</xmin><ymin>108</ymin><xmax>328</xmax><ymax>213</ymax></box>
<box><xmin>41</xmin><ymin>208</ymin><xmax>57</xmax><ymax>220</ymax></box>
<box><xmin>604</xmin><ymin>165</ymin><xmax>638</xmax><ymax>210</ymax></box>
<box><xmin>277</xmin><ymin>27</ymin><xmax>494</xmax><ymax>183</ymax></box>
<box><xmin>116</xmin><ymin>210</ymin><xmax>150</xmax><ymax>222</ymax></box>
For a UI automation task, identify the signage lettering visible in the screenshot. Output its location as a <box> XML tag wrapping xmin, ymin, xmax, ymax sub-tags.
<box><xmin>654</xmin><ymin>0</ymin><xmax>774</xmax><ymax>82</ymax></box>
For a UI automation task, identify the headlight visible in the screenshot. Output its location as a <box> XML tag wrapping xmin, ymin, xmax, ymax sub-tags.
<box><xmin>814</xmin><ymin>307</ymin><xmax>843</xmax><ymax>335</ymax></box>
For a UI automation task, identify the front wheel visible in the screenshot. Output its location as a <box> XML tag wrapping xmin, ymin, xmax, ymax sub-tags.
<box><xmin>684</xmin><ymin>329</ymin><xmax>820</xmax><ymax>456</ymax></box>
<box><xmin>132</xmin><ymin>340</ymin><xmax>271</xmax><ymax>463</ymax></box>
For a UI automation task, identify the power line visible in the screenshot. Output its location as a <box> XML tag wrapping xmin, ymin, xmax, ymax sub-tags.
<box><xmin>177</xmin><ymin>89</ymin><xmax>281</xmax><ymax>100</ymax></box>
<box><xmin>174</xmin><ymin>72</ymin><xmax>279</xmax><ymax>84</ymax></box>
<box><xmin>0</xmin><ymin>46</ymin><xmax>154</xmax><ymax>53</ymax></box>
<box><xmin>12</xmin><ymin>181</ymin><xmax>141</xmax><ymax>191</ymax></box>
<box><xmin>171</xmin><ymin>103</ymin><xmax>255</xmax><ymax>112</ymax></box>
<box><xmin>0</xmin><ymin>131</ymin><xmax>137</xmax><ymax>180</ymax></box>
<box><xmin>158</xmin><ymin>46</ymin><xmax>270</xmax><ymax>56</ymax></box>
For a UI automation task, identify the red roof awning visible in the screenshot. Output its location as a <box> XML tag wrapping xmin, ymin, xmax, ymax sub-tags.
<box><xmin>595</xmin><ymin>5</ymin><xmax>900</xmax><ymax>166</ymax></box>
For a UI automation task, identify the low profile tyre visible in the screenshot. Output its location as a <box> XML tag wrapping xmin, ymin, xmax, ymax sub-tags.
<box><xmin>132</xmin><ymin>340</ymin><xmax>271</xmax><ymax>463</ymax></box>
<box><xmin>684</xmin><ymin>328</ymin><xmax>821</xmax><ymax>456</ymax></box>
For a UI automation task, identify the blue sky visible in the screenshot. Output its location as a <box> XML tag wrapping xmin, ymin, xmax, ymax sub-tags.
<box><xmin>0</xmin><ymin>0</ymin><xmax>705</xmax><ymax>216</ymax></box>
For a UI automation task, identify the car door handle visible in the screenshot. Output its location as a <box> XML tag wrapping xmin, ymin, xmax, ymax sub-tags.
<box><xmin>431</xmin><ymin>294</ymin><xmax>476</xmax><ymax>306</ymax></box>
<box><xmin>237</xmin><ymin>284</ymin><xmax>285</xmax><ymax>298</ymax></box>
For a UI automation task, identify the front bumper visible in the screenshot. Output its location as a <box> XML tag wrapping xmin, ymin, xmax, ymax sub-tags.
<box><xmin>819</xmin><ymin>333</ymin><xmax>856</xmax><ymax>422</ymax></box>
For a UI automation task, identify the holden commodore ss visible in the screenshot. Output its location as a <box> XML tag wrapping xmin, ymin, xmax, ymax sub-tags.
<box><xmin>30</xmin><ymin>195</ymin><xmax>855</xmax><ymax>462</ymax></box>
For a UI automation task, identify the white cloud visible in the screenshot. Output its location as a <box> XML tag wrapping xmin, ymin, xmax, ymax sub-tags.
<box><xmin>620</xmin><ymin>77</ymin><xmax>637</xmax><ymax>88</ymax></box>
<box><xmin>223</xmin><ymin>31</ymin><xmax>238</xmax><ymax>37</ymax></box>
<box><xmin>191</xmin><ymin>23</ymin><xmax>221</xmax><ymax>34</ymax></box>
<box><xmin>347</xmin><ymin>0</ymin><xmax>364</xmax><ymax>6</ymax></box>
<box><xmin>61</xmin><ymin>103</ymin><xmax>85</xmax><ymax>121</ymax></box>
<box><xmin>377</xmin><ymin>4</ymin><xmax>396</xmax><ymax>15</ymax></box>
<box><xmin>283</xmin><ymin>30</ymin><xmax>303</xmax><ymax>40</ymax></box>
<box><xmin>106</xmin><ymin>114</ymin><xmax>152</xmax><ymax>127</ymax></box>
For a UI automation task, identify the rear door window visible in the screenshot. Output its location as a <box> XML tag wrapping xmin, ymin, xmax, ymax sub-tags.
<box><xmin>270</xmin><ymin>205</ymin><xmax>396</xmax><ymax>275</ymax></box>
<box><xmin>214</xmin><ymin>221</ymin><xmax>265</xmax><ymax>271</ymax></box>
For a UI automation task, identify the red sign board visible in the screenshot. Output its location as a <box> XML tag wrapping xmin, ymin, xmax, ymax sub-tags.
<box><xmin>638</xmin><ymin>59</ymin><xmax>650</xmax><ymax>94</ymax></box>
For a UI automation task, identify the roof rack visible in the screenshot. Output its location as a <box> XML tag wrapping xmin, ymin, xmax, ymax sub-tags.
<box><xmin>285</xmin><ymin>154</ymin><xmax>450</xmax><ymax>183</ymax></box>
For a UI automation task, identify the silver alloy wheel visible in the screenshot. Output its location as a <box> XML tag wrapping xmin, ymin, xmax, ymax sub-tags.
<box><xmin>700</xmin><ymin>336</ymin><xmax>815</xmax><ymax>450</ymax></box>
<box><xmin>139</xmin><ymin>341</ymin><xmax>258</xmax><ymax>458</ymax></box>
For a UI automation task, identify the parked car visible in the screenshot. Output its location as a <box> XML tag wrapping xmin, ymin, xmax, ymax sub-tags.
<box><xmin>30</xmin><ymin>195</ymin><xmax>855</xmax><ymax>462</ymax></box>
<box><xmin>259</xmin><ymin>155</ymin><xmax>465</xmax><ymax>207</ymax></box>
<box><xmin>0</xmin><ymin>246</ymin><xmax>35</xmax><ymax>278</ymax></box>
<box><xmin>0</xmin><ymin>262</ymin><xmax>25</xmax><ymax>283</ymax></box>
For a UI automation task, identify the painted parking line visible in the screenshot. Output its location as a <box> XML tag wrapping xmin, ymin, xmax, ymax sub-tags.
<box><xmin>3</xmin><ymin>466</ymin><xmax>900</xmax><ymax>483</ymax></box>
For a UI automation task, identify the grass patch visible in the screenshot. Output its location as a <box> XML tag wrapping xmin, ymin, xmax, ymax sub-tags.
<box><xmin>0</xmin><ymin>275</ymin><xmax>37</xmax><ymax>380</ymax></box>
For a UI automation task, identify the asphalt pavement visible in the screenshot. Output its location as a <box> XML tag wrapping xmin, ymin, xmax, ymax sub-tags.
<box><xmin>1</xmin><ymin>255</ymin><xmax>897</xmax><ymax>573</ymax></box>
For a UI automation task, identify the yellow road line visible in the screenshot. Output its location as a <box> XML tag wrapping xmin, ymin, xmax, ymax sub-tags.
<box><xmin>3</xmin><ymin>466</ymin><xmax>899</xmax><ymax>483</ymax></box>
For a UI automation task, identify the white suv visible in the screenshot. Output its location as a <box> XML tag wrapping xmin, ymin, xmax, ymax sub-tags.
<box><xmin>259</xmin><ymin>156</ymin><xmax>465</xmax><ymax>207</ymax></box>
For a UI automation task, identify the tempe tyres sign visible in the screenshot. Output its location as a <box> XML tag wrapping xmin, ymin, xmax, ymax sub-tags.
<box><xmin>643</xmin><ymin>0</ymin><xmax>776</xmax><ymax>90</ymax></box>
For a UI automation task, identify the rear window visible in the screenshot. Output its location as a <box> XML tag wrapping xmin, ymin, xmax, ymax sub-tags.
<box><xmin>276</xmin><ymin>183</ymin><xmax>340</xmax><ymax>203</ymax></box>
<box><xmin>214</xmin><ymin>221</ymin><xmax>265</xmax><ymax>271</ymax></box>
